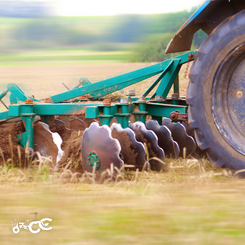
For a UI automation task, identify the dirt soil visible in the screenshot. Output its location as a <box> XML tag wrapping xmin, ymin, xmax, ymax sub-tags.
<box><xmin>58</xmin><ymin>130</ymin><xmax>84</xmax><ymax>173</ymax></box>
<box><xmin>0</xmin><ymin>121</ymin><xmax>26</xmax><ymax>166</ymax></box>
<box><xmin>111</xmin><ymin>129</ymin><xmax>138</xmax><ymax>166</ymax></box>
<box><xmin>0</xmin><ymin>118</ymin><xmax>85</xmax><ymax>171</ymax></box>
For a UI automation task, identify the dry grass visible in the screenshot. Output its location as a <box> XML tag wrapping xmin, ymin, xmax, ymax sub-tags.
<box><xmin>0</xmin><ymin>156</ymin><xmax>236</xmax><ymax>186</ymax></box>
<box><xmin>1</xmin><ymin>156</ymin><xmax>245</xmax><ymax>245</ymax></box>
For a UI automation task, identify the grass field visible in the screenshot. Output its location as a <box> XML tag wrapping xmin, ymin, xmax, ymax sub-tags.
<box><xmin>1</xmin><ymin>159</ymin><xmax>245</xmax><ymax>245</ymax></box>
<box><xmin>0</xmin><ymin>61</ymin><xmax>244</xmax><ymax>244</ymax></box>
<box><xmin>0</xmin><ymin>50</ymin><xmax>131</xmax><ymax>66</ymax></box>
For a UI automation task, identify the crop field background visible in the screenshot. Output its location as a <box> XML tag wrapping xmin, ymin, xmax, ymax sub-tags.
<box><xmin>0</xmin><ymin>58</ymin><xmax>245</xmax><ymax>244</ymax></box>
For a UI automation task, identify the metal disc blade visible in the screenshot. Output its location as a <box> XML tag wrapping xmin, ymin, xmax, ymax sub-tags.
<box><xmin>181</xmin><ymin>121</ymin><xmax>194</xmax><ymax>138</ymax></box>
<box><xmin>54</xmin><ymin>119</ymin><xmax>71</xmax><ymax>143</ymax></box>
<box><xmin>80</xmin><ymin>118</ymin><xmax>97</xmax><ymax>128</ymax></box>
<box><xmin>70</xmin><ymin>118</ymin><xmax>85</xmax><ymax>131</ymax></box>
<box><xmin>162</xmin><ymin>118</ymin><xmax>196</xmax><ymax>157</ymax></box>
<box><xmin>111</xmin><ymin>123</ymin><xmax>147</xmax><ymax>171</ymax></box>
<box><xmin>58</xmin><ymin>115</ymin><xmax>96</xmax><ymax>130</ymax></box>
<box><xmin>146</xmin><ymin>120</ymin><xmax>180</xmax><ymax>158</ymax></box>
<box><xmin>181</xmin><ymin>121</ymin><xmax>207</xmax><ymax>159</ymax></box>
<box><xmin>34</xmin><ymin>122</ymin><xmax>64</xmax><ymax>168</ymax></box>
<box><xmin>81</xmin><ymin>122</ymin><xmax>124</xmax><ymax>173</ymax></box>
<box><xmin>129</xmin><ymin>121</ymin><xmax>165</xmax><ymax>171</ymax></box>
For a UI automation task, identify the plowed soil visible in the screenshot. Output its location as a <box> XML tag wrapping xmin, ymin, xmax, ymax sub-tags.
<box><xmin>0</xmin><ymin>121</ymin><xmax>26</xmax><ymax>166</ymax></box>
<box><xmin>58</xmin><ymin>130</ymin><xmax>84</xmax><ymax>173</ymax></box>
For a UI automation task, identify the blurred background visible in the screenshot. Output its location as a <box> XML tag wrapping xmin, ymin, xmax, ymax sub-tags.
<box><xmin>0</xmin><ymin>0</ymin><xmax>207</xmax><ymax>64</ymax></box>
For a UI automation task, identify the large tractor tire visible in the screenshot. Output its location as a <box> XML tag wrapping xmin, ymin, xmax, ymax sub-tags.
<box><xmin>187</xmin><ymin>10</ymin><xmax>245</xmax><ymax>172</ymax></box>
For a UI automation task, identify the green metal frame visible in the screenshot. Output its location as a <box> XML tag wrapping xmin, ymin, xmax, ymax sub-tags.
<box><xmin>0</xmin><ymin>51</ymin><xmax>196</xmax><ymax>149</ymax></box>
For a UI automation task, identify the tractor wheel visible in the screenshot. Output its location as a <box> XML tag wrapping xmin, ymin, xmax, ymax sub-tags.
<box><xmin>187</xmin><ymin>10</ymin><xmax>245</xmax><ymax>173</ymax></box>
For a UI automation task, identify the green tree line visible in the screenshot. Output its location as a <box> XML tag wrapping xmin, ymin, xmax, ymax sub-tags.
<box><xmin>0</xmin><ymin>7</ymin><xmax>207</xmax><ymax>61</ymax></box>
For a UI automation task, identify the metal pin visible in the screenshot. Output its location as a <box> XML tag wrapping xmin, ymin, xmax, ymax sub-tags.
<box><xmin>0</xmin><ymin>100</ymin><xmax>8</xmax><ymax>110</ymax></box>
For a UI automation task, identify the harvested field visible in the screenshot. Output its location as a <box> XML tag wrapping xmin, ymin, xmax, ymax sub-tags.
<box><xmin>0</xmin><ymin>62</ymin><xmax>190</xmax><ymax>106</ymax></box>
<box><xmin>1</xmin><ymin>159</ymin><xmax>245</xmax><ymax>245</ymax></box>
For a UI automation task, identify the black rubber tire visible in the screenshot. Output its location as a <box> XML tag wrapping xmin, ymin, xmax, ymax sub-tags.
<box><xmin>187</xmin><ymin>10</ymin><xmax>245</xmax><ymax>172</ymax></box>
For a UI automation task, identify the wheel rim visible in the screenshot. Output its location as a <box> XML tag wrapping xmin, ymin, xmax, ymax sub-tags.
<box><xmin>212</xmin><ymin>42</ymin><xmax>245</xmax><ymax>155</ymax></box>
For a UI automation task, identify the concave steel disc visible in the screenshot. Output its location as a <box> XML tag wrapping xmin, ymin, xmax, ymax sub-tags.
<box><xmin>54</xmin><ymin>119</ymin><xmax>71</xmax><ymax>143</ymax></box>
<box><xmin>34</xmin><ymin>121</ymin><xmax>64</xmax><ymax>169</ymax></box>
<box><xmin>58</xmin><ymin>116</ymin><xmax>96</xmax><ymax>130</ymax></box>
<box><xmin>129</xmin><ymin>121</ymin><xmax>165</xmax><ymax>171</ymax></box>
<box><xmin>181</xmin><ymin>121</ymin><xmax>207</xmax><ymax>159</ymax></box>
<box><xmin>110</xmin><ymin>123</ymin><xmax>148</xmax><ymax>171</ymax></box>
<box><xmin>146</xmin><ymin>120</ymin><xmax>180</xmax><ymax>158</ymax></box>
<box><xmin>162</xmin><ymin>118</ymin><xmax>196</xmax><ymax>158</ymax></box>
<box><xmin>70</xmin><ymin>118</ymin><xmax>86</xmax><ymax>131</ymax></box>
<box><xmin>81</xmin><ymin>122</ymin><xmax>124</xmax><ymax>173</ymax></box>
